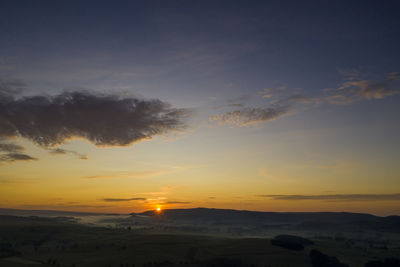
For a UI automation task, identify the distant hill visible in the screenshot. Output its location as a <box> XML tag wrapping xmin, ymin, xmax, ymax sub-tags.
<box><xmin>132</xmin><ymin>207</ymin><xmax>383</xmax><ymax>225</ymax></box>
<box><xmin>2</xmin><ymin>207</ymin><xmax>399</xmax><ymax>231</ymax></box>
<box><xmin>0</xmin><ymin>208</ymin><xmax>119</xmax><ymax>217</ymax></box>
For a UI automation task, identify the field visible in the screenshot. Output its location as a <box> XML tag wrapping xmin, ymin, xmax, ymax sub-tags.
<box><xmin>1</xmin><ymin>214</ymin><xmax>400</xmax><ymax>267</ymax></box>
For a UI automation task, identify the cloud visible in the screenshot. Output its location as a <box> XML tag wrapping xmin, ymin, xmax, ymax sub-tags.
<box><xmin>273</xmin><ymin>94</ymin><xmax>321</xmax><ymax>105</ymax></box>
<box><xmin>0</xmin><ymin>141</ymin><xmax>24</xmax><ymax>153</ymax></box>
<box><xmin>103</xmin><ymin>197</ymin><xmax>147</xmax><ymax>202</ymax></box>
<box><xmin>387</xmin><ymin>72</ymin><xmax>400</xmax><ymax>81</ymax></box>
<box><xmin>0</xmin><ymin>152</ymin><xmax>38</xmax><ymax>162</ymax></box>
<box><xmin>0</xmin><ymin>79</ymin><xmax>191</xmax><ymax>163</ymax></box>
<box><xmin>48</xmin><ymin>148</ymin><xmax>88</xmax><ymax>160</ymax></box>
<box><xmin>0</xmin><ymin>139</ymin><xmax>38</xmax><ymax>163</ymax></box>
<box><xmin>164</xmin><ymin>201</ymin><xmax>192</xmax><ymax>204</ymax></box>
<box><xmin>260</xmin><ymin>193</ymin><xmax>400</xmax><ymax>202</ymax></box>
<box><xmin>23</xmin><ymin>204</ymin><xmax>111</xmax><ymax>209</ymax></box>
<box><xmin>327</xmin><ymin>72</ymin><xmax>400</xmax><ymax>104</ymax></box>
<box><xmin>86</xmin><ymin>170</ymin><xmax>170</xmax><ymax>179</ymax></box>
<box><xmin>210</xmin><ymin>106</ymin><xmax>290</xmax><ymax>126</ymax></box>
<box><xmin>211</xmin><ymin>72</ymin><xmax>399</xmax><ymax>127</ymax></box>
<box><xmin>210</xmin><ymin>86</ymin><xmax>318</xmax><ymax>127</ymax></box>
<box><xmin>0</xmin><ymin>90</ymin><xmax>190</xmax><ymax>147</ymax></box>
<box><xmin>260</xmin><ymin>86</ymin><xmax>288</xmax><ymax>99</ymax></box>
<box><xmin>0</xmin><ymin>77</ymin><xmax>25</xmax><ymax>96</ymax></box>
<box><xmin>214</xmin><ymin>94</ymin><xmax>250</xmax><ymax>109</ymax></box>
<box><xmin>102</xmin><ymin>197</ymin><xmax>190</xmax><ymax>204</ymax></box>
<box><xmin>0</xmin><ymin>177</ymin><xmax>37</xmax><ymax>184</ymax></box>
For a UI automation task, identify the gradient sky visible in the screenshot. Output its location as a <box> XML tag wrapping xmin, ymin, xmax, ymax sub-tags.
<box><xmin>1</xmin><ymin>0</ymin><xmax>400</xmax><ymax>215</ymax></box>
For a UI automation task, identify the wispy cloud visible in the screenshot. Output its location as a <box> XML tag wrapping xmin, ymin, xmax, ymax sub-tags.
<box><xmin>101</xmin><ymin>196</ymin><xmax>190</xmax><ymax>205</ymax></box>
<box><xmin>23</xmin><ymin>203</ymin><xmax>111</xmax><ymax>209</ymax></box>
<box><xmin>260</xmin><ymin>193</ymin><xmax>400</xmax><ymax>202</ymax></box>
<box><xmin>215</xmin><ymin>95</ymin><xmax>250</xmax><ymax>109</ymax></box>
<box><xmin>210</xmin><ymin>106</ymin><xmax>290</xmax><ymax>127</ymax></box>
<box><xmin>164</xmin><ymin>201</ymin><xmax>192</xmax><ymax>204</ymax></box>
<box><xmin>86</xmin><ymin>170</ymin><xmax>171</xmax><ymax>179</ymax></box>
<box><xmin>103</xmin><ymin>197</ymin><xmax>147</xmax><ymax>202</ymax></box>
<box><xmin>0</xmin><ymin>77</ymin><xmax>25</xmax><ymax>96</ymax></box>
<box><xmin>211</xmin><ymin>72</ymin><xmax>400</xmax><ymax>127</ymax></box>
<box><xmin>326</xmin><ymin>72</ymin><xmax>400</xmax><ymax>104</ymax></box>
<box><xmin>48</xmin><ymin>148</ymin><xmax>88</xmax><ymax>160</ymax></box>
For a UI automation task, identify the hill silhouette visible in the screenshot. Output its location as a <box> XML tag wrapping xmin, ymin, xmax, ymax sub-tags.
<box><xmin>133</xmin><ymin>207</ymin><xmax>384</xmax><ymax>224</ymax></box>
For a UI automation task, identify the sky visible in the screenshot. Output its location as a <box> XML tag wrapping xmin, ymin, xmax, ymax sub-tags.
<box><xmin>0</xmin><ymin>0</ymin><xmax>400</xmax><ymax>216</ymax></box>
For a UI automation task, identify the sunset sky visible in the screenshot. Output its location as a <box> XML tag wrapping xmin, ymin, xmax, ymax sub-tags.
<box><xmin>1</xmin><ymin>1</ymin><xmax>400</xmax><ymax>215</ymax></box>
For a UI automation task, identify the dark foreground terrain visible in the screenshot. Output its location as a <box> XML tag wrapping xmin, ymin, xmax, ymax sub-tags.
<box><xmin>0</xmin><ymin>208</ymin><xmax>400</xmax><ymax>267</ymax></box>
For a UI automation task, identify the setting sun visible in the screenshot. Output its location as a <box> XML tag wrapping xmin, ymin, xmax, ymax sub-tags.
<box><xmin>156</xmin><ymin>207</ymin><xmax>162</xmax><ymax>212</ymax></box>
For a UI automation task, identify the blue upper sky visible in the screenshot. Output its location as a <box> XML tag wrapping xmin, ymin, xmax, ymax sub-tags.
<box><xmin>1</xmin><ymin>0</ymin><xmax>399</xmax><ymax>101</ymax></box>
<box><xmin>0</xmin><ymin>1</ymin><xmax>400</xmax><ymax>214</ymax></box>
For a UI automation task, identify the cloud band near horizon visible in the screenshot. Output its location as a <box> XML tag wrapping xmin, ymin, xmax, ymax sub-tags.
<box><xmin>260</xmin><ymin>193</ymin><xmax>400</xmax><ymax>201</ymax></box>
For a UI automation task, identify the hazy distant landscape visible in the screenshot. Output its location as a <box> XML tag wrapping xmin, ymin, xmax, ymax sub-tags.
<box><xmin>1</xmin><ymin>208</ymin><xmax>399</xmax><ymax>267</ymax></box>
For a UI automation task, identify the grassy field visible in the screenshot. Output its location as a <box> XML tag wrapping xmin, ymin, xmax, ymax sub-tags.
<box><xmin>0</xmin><ymin>215</ymin><xmax>399</xmax><ymax>267</ymax></box>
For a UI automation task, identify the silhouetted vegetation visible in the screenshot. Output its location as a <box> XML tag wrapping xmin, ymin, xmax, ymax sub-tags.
<box><xmin>270</xmin><ymin>235</ymin><xmax>314</xmax><ymax>250</ymax></box>
<box><xmin>365</xmin><ymin>258</ymin><xmax>400</xmax><ymax>267</ymax></box>
<box><xmin>309</xmin><ymin>249</ymin><xmax>349</xmax><ymax>267</ymax></box>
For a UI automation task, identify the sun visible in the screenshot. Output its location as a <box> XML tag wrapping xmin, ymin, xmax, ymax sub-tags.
<box><xmin>156</xmin><ymin>206</ymin><xmax>162</xmax><ymax>213</ymax></box>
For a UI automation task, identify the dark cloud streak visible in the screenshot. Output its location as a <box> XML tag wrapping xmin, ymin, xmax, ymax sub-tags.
<box><xmin>0</xmin><ymin>152</ymin><xmax>38</xmax><ymax>162</ymax></box>
<box><xmin>260</xmin><ymin>193</ymin><xmax>400</xmax><ymax>202</ymax></box>
<box><xmin>0</xmin><ymin>138</ymin><xmax>38</xmax><ymax>163</ymax></box>
<box><xmin>103</xmin><ymin>197</ymin><xmax>147</xmax><ymax>202</ymax></box>
<box><xmin>0</xmin><ymin>141</ymin><xmax>24</xmax><ymax>153</ymax></box>
<box><xmin>164</xmin><ymin>201</ymin><xmax>192</xmax><ymax>204</ymax></box>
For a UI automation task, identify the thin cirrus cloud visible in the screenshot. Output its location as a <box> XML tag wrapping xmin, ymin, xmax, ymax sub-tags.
<box><xmin>103</xmin><ymin>197</ymin><xmax>147</xmax><ymax>202</ymax></box>
<box><xmin>101</xmin><ymin>197</ymin><xmax>191</xmax><ymax>204</ymax></box>
<box><xmin>48</xmin><ymin>148</ymin><xmax>88</xmax><ymax>160</ymax></box>
<box><xmin>326</xmin><ymin>72</ymin><xmax>400</xmax><ymax>104</ymax></box>
<box><xmin>85</xmin><ymin>170</ymin><xmax>172</xmax><ymax>179</ymax></box>
<box><xmin>164</xmin><ymin>201</ymin><xmax>192</xmax><ymax>204</ymax></box>
<box><xmin>0</xmin><ymin>78</ymin><xmax>191</xmax><ymax>162</ymax></box>
<box><xmin>260</xmin><ymin>193</ymin><xmax>400</xmax><ymax>202</ymax></box>
<box><xmin>209</xmin><ymin>106</ymin><xmax>290</xmax><ymax>127</ymax></box>
<box><xmin>0</xmin><ymin>77</ymin><xmax>25</xmax><ymax>96</ymax></box>
<box><xmin>23</xmin><ymin>204</ymin><xmax>111</xmax><ymax>209</ymax></box>
<box><xmin>210</xmin><ymin>72</ymin><xmax>400</xmax><ymax>126</ymax></box>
